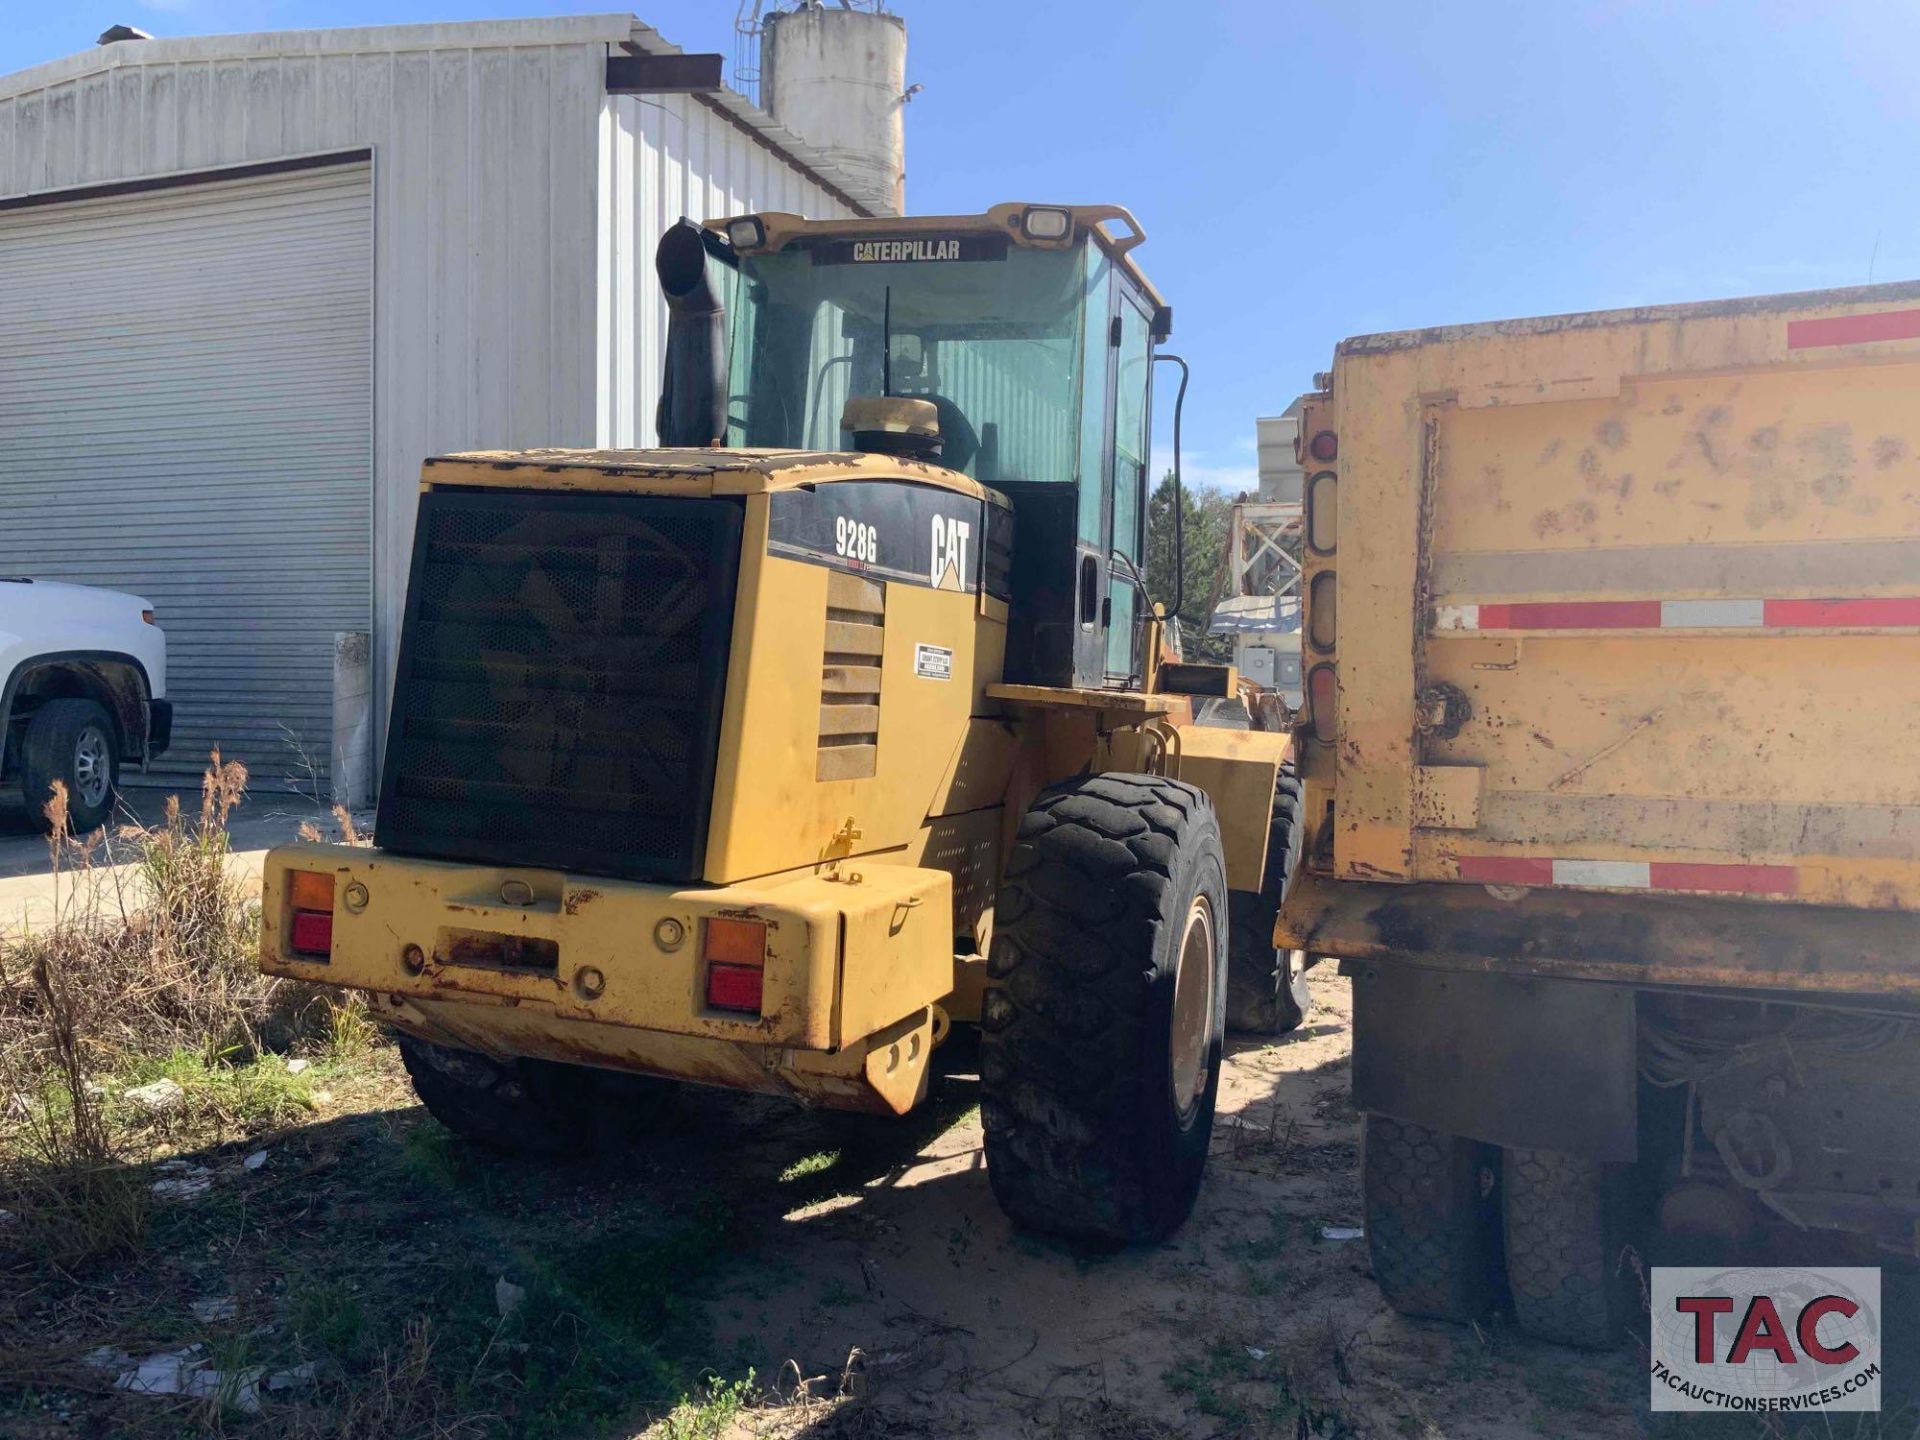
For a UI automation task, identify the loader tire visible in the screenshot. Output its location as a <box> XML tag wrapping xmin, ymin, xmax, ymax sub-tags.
<box><xmin>1225</xmin><ymin>766</ymin><xmax>1311</xmax><ymax>1035</ymax></box>
<box><xmin>398</xmin><ymin>1033</ymin><xmax>593</xmax><ymax>1156</ymax></box>
<box><xmin>23</xmin><ymin>698</ymin><xmax>120</xmax><ymax>835</ymax></box>
<box><xmin>1503</xmin><ymin>1147</ymin><xmax>1637</xmax><ymax>1348</ymax></box>
<box><xmin>1362</xmin><ymin>1113</ymin><xmax>1503</xmax><ymax>1322</ymax></box>
<box><xmin>981</xmin><ymin>773</ymin><xmax>1228</xmax><ymax>1246</ymax></box>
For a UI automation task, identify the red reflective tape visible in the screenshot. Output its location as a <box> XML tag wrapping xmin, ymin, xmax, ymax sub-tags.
<box><xmin>1478</xmin><ymin>600</ymin><xmax>1662</xmax><ymax>630</ymax></box>
<box><xmin>1765</xmin><ymin>597</ymin><xmax>1920</xmax><ymax>627</ymax></box>
<box><xmin>1649</xmin><ymin>862</ymin><xmax>1799</xmax><ymax>896</ymax></box>
<box><xmin>1458</xmin><ymin>855</ymin><xmax>1554</xmax><ymax>886</ymax></box>
<box><xmin>1788</xmin><ymin>308</ymin><xmax>1920</xmax><ymax>350</ymax></box>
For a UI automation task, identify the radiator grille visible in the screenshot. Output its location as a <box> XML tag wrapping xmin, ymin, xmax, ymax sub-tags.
<box><xmin>376</xmin><ymin>488</ymin><xmax>742</xmax><ymax>882</ymax></box>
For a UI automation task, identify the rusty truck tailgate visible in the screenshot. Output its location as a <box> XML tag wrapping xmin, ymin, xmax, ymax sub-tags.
<box><xmin>1309</xmin><ymin>281</ymin><xmax>1920</xmax><ymax>911</ymax></box>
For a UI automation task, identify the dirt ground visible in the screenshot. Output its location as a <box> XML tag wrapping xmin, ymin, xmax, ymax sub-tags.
<box><xmin>714</xmin><ymin>973</ymin><xmax>1646</xmax><ymax>1439</ymax></box>
<box><xmin>4</xmin><ymin>972</ymin><xmax>1671</xmax><ymax>1439</ymax></box>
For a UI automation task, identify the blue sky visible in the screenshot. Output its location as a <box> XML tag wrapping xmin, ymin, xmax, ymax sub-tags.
<box><xmin>9</xmin><ymin>0</ymin><xmax>1920</xmax><ymax>491</ymax></box>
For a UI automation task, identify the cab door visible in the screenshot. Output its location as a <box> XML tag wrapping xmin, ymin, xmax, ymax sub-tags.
<box><xmin>1103</xmin><ymin>286</ymin><xmax>1155</xmax><ymax>685</ymax></box>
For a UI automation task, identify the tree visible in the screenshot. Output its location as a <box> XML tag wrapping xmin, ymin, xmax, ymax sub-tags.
<box><xmin>1145</xmin><ymin>472</ymin><xmax>1234</xmax><ymax>663</ymax></box>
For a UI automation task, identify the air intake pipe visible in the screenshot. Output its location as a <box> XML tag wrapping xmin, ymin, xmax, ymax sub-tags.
<box><xmin>654</xmin><ymin>218</ymin><xmax>730</xmax><ymax>448</ymax></box>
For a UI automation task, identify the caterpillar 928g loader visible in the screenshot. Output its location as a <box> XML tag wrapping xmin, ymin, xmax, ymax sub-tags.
<box><xmin>259</xmin><ymin>204</ymin><xmax>1304</xmax><ymax>1244</ymax></box>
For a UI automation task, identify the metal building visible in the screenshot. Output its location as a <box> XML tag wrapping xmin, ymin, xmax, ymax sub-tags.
<box><xmin>0</xmin><ymin>13</ymin><xmax>891</xmax><ymax>795</ymax></box>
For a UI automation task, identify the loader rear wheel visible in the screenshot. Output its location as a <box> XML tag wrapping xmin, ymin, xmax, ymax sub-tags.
<box><xmin>1225</xmin><ymin>766</ymin><xmax>1311</xmax><ymax>1035</ymax></box>
<box><xmin>1503</xmin><ymin>1147</ymin><xmax>1638</xmax><ymax>1348</ymax></box>
<box><xmin>398</xmin><ymin>1033</ymin><xmax>594</xmax><ymax>1156</ymax></box>
<box><xmin>1362</xmin><ymin>1113</ymin><xmax>1503</xmax><ymax>1322</ymax></box>
<box><xmin>981</xmin><ymin>773</ymin><xmax>1228</xmax><ymax>1247</ymax></box>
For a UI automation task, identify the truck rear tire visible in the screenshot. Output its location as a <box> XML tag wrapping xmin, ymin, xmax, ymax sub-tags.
<box><xmin>1225</xmin><ymin>766</ymin><xmax>1310</xmax><ymax>1035</ymax></box>
<box><xmin>1362</xmin><ymin>1113</ymin><xmax>1503</xmax><ymax>1322</ymax></box>
<box><xmin>22</xmin><ymin>697</ymin><xmax>120</xmax><ymax>835</ymax></box>
<box><xmin>1503</xmin><ymin>1147</ymin><xmax>1638</xmax><ymax>1348</ymax></box>
<box><xmin>981</xmin><ymin>773</ymin><xmax>1229</xmax><ymax>1246</ymax></box>
<box><xmin>398</xmin><ymin>1033</ymin><xmax>594</xmax><ymax>1156</ymax></box>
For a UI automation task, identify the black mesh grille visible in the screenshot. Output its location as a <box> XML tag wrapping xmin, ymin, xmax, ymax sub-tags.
<box><xmin>376</xmin><ymin>488</ymin><xmax>742</xmax><ymax>882</ymax></box>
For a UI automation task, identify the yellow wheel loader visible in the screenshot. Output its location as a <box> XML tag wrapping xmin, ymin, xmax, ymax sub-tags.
<box><xmin>260</xmin><ymin>204</ymin><xmax>1300</xmax><ymax>1244</ymax></box>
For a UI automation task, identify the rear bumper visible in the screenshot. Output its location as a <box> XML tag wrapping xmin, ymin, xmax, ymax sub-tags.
<box><xmin>1277</xmin><ymin>867</ymin><xmax>1920</xmax><ymax>998</ymax></box>
<box><xmin>259</xmin><ymin>843</ymin><xmax>954</xmax><ymax>1113</ymax></box>
<box><xmin>145</xmin><ymin>698</ymin><xmax>173</xmax><ymax>760</ymax></box>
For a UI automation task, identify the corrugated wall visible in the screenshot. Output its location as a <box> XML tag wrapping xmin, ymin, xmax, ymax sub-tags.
<box><xmin>596</xmin><ymin>91</ymin><xmax>856</xmax><ymax>448</ymax></box>
<box><xmin>0</xmin><ymin>27</ymin><xmax>611</xmax><ymax>773</ymax></box>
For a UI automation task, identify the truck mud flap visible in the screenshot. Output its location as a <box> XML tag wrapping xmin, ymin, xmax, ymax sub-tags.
<box><xmin>1347</xmin><ymin>962</ymin><xmax>1637</xmax><ymax>1162</ymax></box>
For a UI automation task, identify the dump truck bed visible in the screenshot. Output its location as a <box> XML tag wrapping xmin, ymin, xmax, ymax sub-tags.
<box><xmin>1310</xmin><ymin>278</ymin><xmax>1920</xmax><ymax>915</ymax></box>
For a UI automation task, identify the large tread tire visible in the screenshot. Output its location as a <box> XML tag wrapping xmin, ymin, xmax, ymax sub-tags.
<box><xmin>1362</xmin><ymin>1113</ymin><xmax>1503</xmax><ymax>1322</ymax></box>
<box><xmin>1225</xmin><ymin>766</ymin><xmax>1310</xmax><ymax>1035</ymax></box>
<box><xmin>398</xmin><ymin>1033</ymin><xmax>595</xmax><ymax>1156</ymax></box>
<box><xmin>981</xmin><ymin>772</ymin><xmax>1229</xmax><ymax>1247</ymax></box>
<box><xmin>1503</xmin><ymin>1147</ymin><xmax>1638</xmax><ymax>1348</ymax></box>
<box><xmin>22</xmin><ymin>697</ymin><xmax>120</xmax><ymax>835</ymax></box>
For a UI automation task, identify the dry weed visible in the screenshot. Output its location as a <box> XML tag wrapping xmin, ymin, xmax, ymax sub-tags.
<box><xmin>0</xmin><ymin>756</ymin><xmax>351</xmax><ymax>1266</ymax></box>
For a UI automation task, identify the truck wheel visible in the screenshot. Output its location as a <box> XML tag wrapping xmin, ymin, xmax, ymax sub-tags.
<box><xmin>398</xmin><ymin>1033</ymin><xmax>593</xmax><ymax>1156</ymax></box>
<box><xmin>23</xmin><ymin>698</ymin><xmax>120</xmax><ymax>835</ymax></box>
<box><xmin>981</xmin><ymin>773</ymin><xmax>1229</xmax><ymax>1246</ymax></box>
<box><xmin>1226</xmin><ymin>766</ymin><xmax>1310</xmax><ymax>1034</ymax></box>
<box><xmin>1362</xmin><ymin>1113</ymin><xmax>1503</xmax><ymax>1322</ymax></box>
<box><xmin>1503</xmin><ymin>1147</ymin><xmax>1638</xmax><ymax>1348</ymax></box>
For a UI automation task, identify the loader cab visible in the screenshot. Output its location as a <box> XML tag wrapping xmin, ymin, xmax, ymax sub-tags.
<box><xmin>711</xmin><ymin>204</ymin><xmax>1170</xmax><ymax>691</ymax></box>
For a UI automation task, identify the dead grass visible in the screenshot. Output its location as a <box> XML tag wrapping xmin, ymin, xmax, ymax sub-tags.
<box><xmin>0</xmin><ymin>759</ymin><xmax>369</xmax><ymax>1269</ymax></box>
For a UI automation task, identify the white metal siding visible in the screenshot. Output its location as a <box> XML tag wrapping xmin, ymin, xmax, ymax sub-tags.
<box><xmin>0</xmin><ymin>29</ymin><xmax>610</xmax><ymax>769</ymax></box>
<box><xmin>0</xmin><ymin>163</ymin><xmax>371</xmax><ymax>784</ymax></box>
<box><xmin>0</xmin><ymin>18</ymin><xmax>873</xmax><ymax>782</ymax></box>
<box><xmin>596</xmin><ymin>91</ymin><xmax>856</xmax><ymax>447</ymax></box>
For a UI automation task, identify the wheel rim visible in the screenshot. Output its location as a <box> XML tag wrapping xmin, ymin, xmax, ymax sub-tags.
<box><xmin>1169</xmin><ymin>894</ymin><xmax>1216</xmax><ymax>1119</ymax></box>
<box><xmin>1286</xmin><ymin>950</ymin><xmax>1311</xmax><ymax>1009</ymax></box>
<box><xmin>73</xmin><ymin>726</ymin><xmax>111</xmax><ymax>808</ymax></box>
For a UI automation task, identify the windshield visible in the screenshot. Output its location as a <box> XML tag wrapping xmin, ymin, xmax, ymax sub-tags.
<box><xmin>725</xmin><ymin>240</ymin><xmax>1087</xmax><ymax>485</ymax></box>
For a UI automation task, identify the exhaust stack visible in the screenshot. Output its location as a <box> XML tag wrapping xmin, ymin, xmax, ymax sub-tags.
<box><xmin>654</xmin><ymin>219</ymin><xmax>730</xmax><ymax>448</ymax></box>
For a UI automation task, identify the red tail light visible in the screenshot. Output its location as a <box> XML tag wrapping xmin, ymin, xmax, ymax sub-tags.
<box><xmin>703</xmin><ymin>917</ymin><xmax>766</xmax><ymax>1014</ymax></box>
<box><xmin>287</xmin><ymin>868</ymin><xmax>337</xmax><ymax>958</ymax></box>
<box><xmin>290</xmin><ymin>909</ymin><xmax>334</xmax><ymax>958</ymax></box>
<box><xmin>706</xmin><ymin>963</ymin><xmax>764</xmax><ymax>1012</ymax></box>
<box><xmin>1308</xmin><ymin>664</ymin><xmax>1338</xmax><ymax>743</ymax></box>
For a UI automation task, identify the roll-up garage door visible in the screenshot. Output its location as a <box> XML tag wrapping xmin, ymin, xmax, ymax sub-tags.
<box><xmin>0</xmin><ymin>159</ymin><xmax>371</xmax><ymax>789</ymax></box>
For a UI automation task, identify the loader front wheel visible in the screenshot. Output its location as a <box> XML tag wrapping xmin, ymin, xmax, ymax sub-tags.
<box><xmin>981</xmin><ymin>773</ymin><xmax>1229</xmax><ymax>1246</ymax></box>
<box><xmin>1225</xmin><ymin>766</ymin><xmax>1310</xmax><ymax>1035</ymax></box>
<box><xmin>398</xmin><ymin>1033</ymin><xmax>594</xmax><ymax>1156</ymax></box>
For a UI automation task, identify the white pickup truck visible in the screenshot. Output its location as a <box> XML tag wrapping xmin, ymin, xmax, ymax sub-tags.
<box><xmin>1</xmin><ymin>578</ymin><xmax>171</xmax><ymax>833</ymax></box>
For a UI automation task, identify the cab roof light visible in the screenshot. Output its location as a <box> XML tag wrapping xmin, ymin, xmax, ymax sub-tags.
<box><xmin>1021</xmin><ymin>206</ymin><xmax>1072</xmax><ymax>241</ymax></box>
<box><xmin>725</xmin><ymin>216</ymin><xmax>766</xmax><ymax>251</ymax></box>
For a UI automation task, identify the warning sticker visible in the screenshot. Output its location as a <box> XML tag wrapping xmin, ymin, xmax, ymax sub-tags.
<box><xmin>914</xmin><ymin>644</ymin><xmax>953</xmax><ymax>681</ymax></box>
